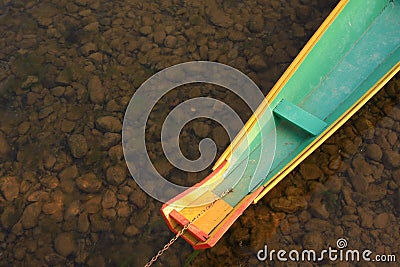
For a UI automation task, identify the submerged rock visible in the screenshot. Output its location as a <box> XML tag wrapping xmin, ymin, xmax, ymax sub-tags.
<box><xmin>358</xmin><ymin>209</ymin><xmax>374</xmax><ymax>228</ymax></box>
<box><xmin>139</xmin><ymin>25</ymin><xmax>152</xmax><ymax>35</ymax></box>
<box><xmin>248</xmin><ymin>15</ymin><xmax>264</xmax><ymax>33</ymax></box>
<box><xmin>1</xmin><ymin>176</ymin><xmax>20</xmax><ymax>201</ymax></box>
<box><xmin>59</xmin><ymin>165</ymin><xmax>79</xmax><ymax>180</ymax></box>
<box><xmin>40</xmin><ymin>176</ymin><xmax>59</xmax><ymax>189</ymax></box>
<box><xmin>116</xmin><ymin>201</ymin><xmax>131</xmax><ymax>217</ymax></box>
<box><xmin>269</xmin><ymin>195</ymin><xmax>307</xmax><ymax>213</ymax></box>
<box><xmin>21</xmin><ymin>76</ymin><xmax>39</xmax><ymax>89</ymax></box>
<box><xmin>302</xmin><ymin>231</ymin><xmax>324</xmax><ymax>251</ymax></box>
<box><xmin>84</xmin><ymin>195</ymin><xmax>101</xmax><ymax>214</ymax></box>
<box><xmin>90</xmin><ymin>214</ymin><xmax>110</xmax><ymax>232</ymax></box>
<box><xmin>193</xmin><ymin>122</ymin><xmax>210</xmax><ymax>138</ymax></box>
<box><xmin>309</xmin><ymin>200</ymin><xmax>330</xmax><ymax>219</ymax></box>
<box><xmin>88</xmin><ymin>76</ymin><xmax>105</xmax><ymax>104</ymax></box>
<box><xmin>373</xmin><ymin>213</ymin><xmax>390</xmax><ymax>229</ymax></box>
<box><xmin>1</xmin><ymin>206</ymin><xmax>21</xmax><ymax>229</ymax></box>
<box><xmin>54</xmin><ymin>232</ymin><xmax>77</xmax><ymax>257</ymax></box>
<box><xmin>55</xmin><ymin>70</ymin><xmax>71</xmax><ymax>85</ymax></box>
<box><xmin>299</xmin><ymin>163</ymin><xmax>323</xmax><ymax>180</ymax></box>
<box><xmin>101</xmin><ymin>189</ymin><xmax>117</xmax><ymax>209</ymax></box>
<box><xmin>76</xmin><ymin>173</ymin><xmax>102</xmax><ymax>193</ymax></box>
<box><xmin>352</xmin><ymin>155</ymin><xmax>373</xmax><ymax>176</ymax></box>
<box><xmin>164</xmin><ymin>35</ymin><xmax>177</xmax><ymax>48</ymax></box>
<box><xmin>365</xmin><ymin>184</ymin><xmax>387</xmax><ymax>201</ymax></box>
<box><xmin>78</xmin><ymin>212</ymin><xmax>90</xmax><ymax>233</ymax></box>
<box><xmin>44</xmin><ymin>253</ymin><xmax>65</xmax><ymax>265</ymax></box>
<box><xmin>68</xmin><ymin>134</ymin><xmax>88</xmax><ymax>158</ymax></box>
<box><xmin>349</xmin><ymin>173</ymin><xmax>369</xmax><ymax>193</ymax></box>
<box><xmin>395</xmin><ymin>188</ymin><xmax>400</xmax><ymax>211</ymax></box>
<box><xmin>365</xmin><ymin>144</ymin><xmax>383</xmax><ymax>161</ymax></box>
<box><xmin>106</xmin><ymin>165</ymin><xmax>126</xmax><ymax>185</ymax></box>
<box><xmin>86</xmin><ymin>254</ymin><xmax>106</xmax><ymax>267</ymax></box>
<box><xmin>129</xmin><ymin>188</ymin><xmax>147</xmax><ymax>209</ymax></box>
<box><xmin>153</xmin><ymin>30</ymin><xmax>166</xmax><ymax>45</ymax></box>
<box><xmin>0</xmin><ymin>132</ymin><xmax>11</xmax><ymax>160</ymax></box>
<box><xmin>124</xmin><ymin>225</ymin><xmax>139</xmax><ymax>237</ymax></box>
<box><xmin>304</xmin><ymin>218</ymin><xmax>332</xmax><ymax>231</ymax></box>
<box><xmin>64</xmin><ymin>200</ymin><xmax>81</xmax><ymax>220</ymax></box>
<box><xmin>205</xmin><ymin>0</ymin><xmax>233</xmax><ymax>28</ymax></box>
<box><xmin>27</xmin><ymin>190</ymin><xmax>49</xmax><ymax>202</ymax></box>
<box><xmin>382</xmin><ymin>150</ymin><xmax>400</xmax><ymax>168</ymax></box>
<box><xmin>21</xmin><ymin>202</ymin><xmax>42</xmax><ymax>229</ymax></box>
<box><xmin>248</xmin><ymin>55</ymin><xmax>268</xmax><ymax>71</ymax></box>
<box><xmin>96</xmin><ymin>116</ymin><xmax>122</xmax><ymax>133</ymax></box>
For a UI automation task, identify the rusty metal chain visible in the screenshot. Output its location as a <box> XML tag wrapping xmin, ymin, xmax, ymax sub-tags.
<box><xmin>144</xmin><ymin>188</ymin><xmax>233</xmax><ymax>267</ymax></box>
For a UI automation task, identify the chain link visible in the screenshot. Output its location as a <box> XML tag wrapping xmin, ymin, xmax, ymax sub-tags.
<box><xmin>144</xmin><ymin>188</ymin><xmax>233</xmax><ymax>267</ymax></box>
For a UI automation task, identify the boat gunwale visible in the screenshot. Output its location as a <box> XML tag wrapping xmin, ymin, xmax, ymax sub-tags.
<box><xmin>212</xmin><ymin>0</ymin><xmax>350</xmax><ymax>170</ymax></box>
<box><xmin>160</xmin><ymin>0</ymin><xmax>400</xmax><ymax>249</ymax></box>
<box><xmin>254</xmin><ymin>61</ymin><xmax>400</xmax><ymax>203</ymax></box>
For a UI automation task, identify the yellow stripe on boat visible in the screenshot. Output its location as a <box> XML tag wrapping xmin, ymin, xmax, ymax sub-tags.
<box><xmin>162</xmin><ymin>0</ymin><xmax>400</xmax><ymax>250</ymax></box>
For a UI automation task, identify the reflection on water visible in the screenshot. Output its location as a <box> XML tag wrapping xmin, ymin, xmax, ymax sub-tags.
<box><xmin>0</xmin><ymin>0</ymin><xmax>398</xmax><ymax>266</ymax></box>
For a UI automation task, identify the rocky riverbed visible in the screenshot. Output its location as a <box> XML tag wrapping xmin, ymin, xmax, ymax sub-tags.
<box><xmin>0</xmin><ymin>0</ymin><xmax>399</xmax><ymax>266</ymax></box>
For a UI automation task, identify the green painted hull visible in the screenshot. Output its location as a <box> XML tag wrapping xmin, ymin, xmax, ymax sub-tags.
<box><xmin>215</xmin><ymin>0</ymin><xmax>400</xmax><ymax>207</ymax></box>
<box><xmin>162</xmin><ymin>0</ymin><xmax>400</xmax><ymax>249</ymax></box>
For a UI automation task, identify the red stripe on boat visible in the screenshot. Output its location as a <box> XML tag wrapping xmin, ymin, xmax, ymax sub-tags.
<box><xmin>169</xmin><ymin>209</ymin><xmax>209</xmax><ymax>242</ymax></box>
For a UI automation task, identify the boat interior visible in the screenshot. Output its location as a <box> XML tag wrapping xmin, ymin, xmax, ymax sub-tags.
<box><xmin>161</xmin><ymin>0</ymin><xmax>400</xmax><ymax>249</ymax></box>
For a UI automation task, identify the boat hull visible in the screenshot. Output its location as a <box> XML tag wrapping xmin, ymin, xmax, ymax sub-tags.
<box><xmin>161</xmin><ymin>0</ymin><xmax>400</xmax><ymax>249</ymax></box>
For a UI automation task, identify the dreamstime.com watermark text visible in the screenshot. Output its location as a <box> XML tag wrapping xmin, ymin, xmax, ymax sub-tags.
<box><xmin>257</xmin><ymin>238</ymin><xmax>396</xmax><ymax>263</ymax></box>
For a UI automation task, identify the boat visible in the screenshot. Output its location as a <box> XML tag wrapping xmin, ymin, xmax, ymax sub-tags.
<box><xmin>161</xmin><ymin>0</ymin><xmax>400</xmax><ymax>249</ymax></box>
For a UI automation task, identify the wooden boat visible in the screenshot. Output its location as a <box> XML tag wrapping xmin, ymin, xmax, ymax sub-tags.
<box><xmin>161</xmin><ymin>0</ymin><xmax>400</xmax><ymax>249</ymax></box>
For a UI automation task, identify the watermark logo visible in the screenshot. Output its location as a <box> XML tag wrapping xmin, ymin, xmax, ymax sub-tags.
<box><xmin>257</xmin><ymin>238</ymin><xmax>396</xmax><ymax>263</ymax></box>
<box><xmin>122</xmin><ymin>61</ymin><xmax>276</xmax><ymax>205</ymax></box>
<box><xmin>336</xmin><ymin>237</ymin><xmax>347</xmax><ymax>249</ymax></box>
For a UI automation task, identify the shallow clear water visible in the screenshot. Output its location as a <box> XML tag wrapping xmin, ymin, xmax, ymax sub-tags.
<box><xmin>0</xmin><ymin>0</ymin><xmax>399</xmax><ymax>266</ymax></box>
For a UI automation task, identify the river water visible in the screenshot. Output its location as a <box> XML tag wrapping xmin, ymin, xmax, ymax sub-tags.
<box><xmin>0</xmin><ymin>0</ymin><xmax>399</xmax><ymax>266</ymax></box>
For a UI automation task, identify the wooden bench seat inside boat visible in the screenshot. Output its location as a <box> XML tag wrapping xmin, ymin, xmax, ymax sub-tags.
<box><xmin>273</xmin><ymin>99</ymin><xmax>327</xmax><ymax>136</ymax></box>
